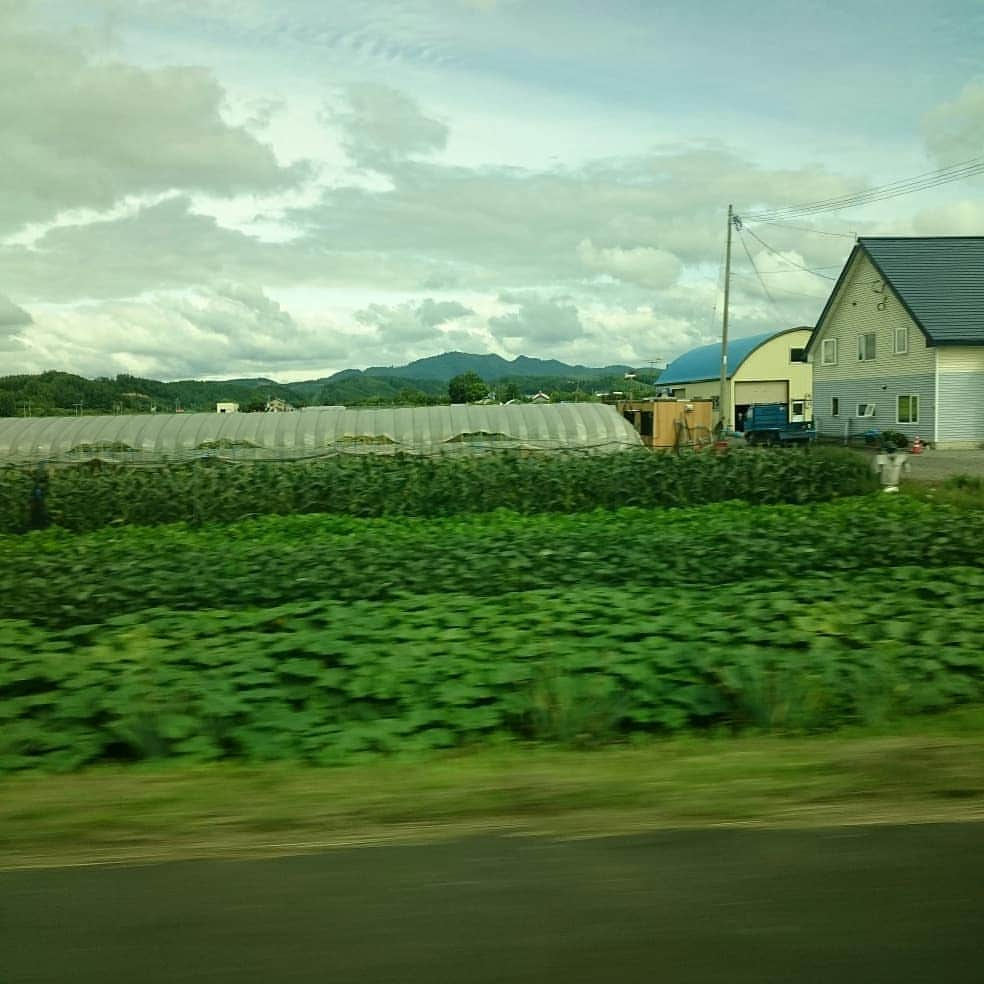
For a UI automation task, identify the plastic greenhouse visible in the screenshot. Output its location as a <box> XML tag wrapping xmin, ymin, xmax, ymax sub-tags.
<box><xmin>0</xmin><ymin>403</ymin><xmax>643</xmax><ymax>466</ymax></box>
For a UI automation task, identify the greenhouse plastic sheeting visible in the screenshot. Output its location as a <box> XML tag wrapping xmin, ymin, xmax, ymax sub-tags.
<box><xmin>0</xmin><ymin>403</ymin><xmax>643</xmax><ymax>465</ymax></box>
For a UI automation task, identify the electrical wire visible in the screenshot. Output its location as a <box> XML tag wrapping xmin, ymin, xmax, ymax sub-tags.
<box><xmin>741</xmin><ymin>227</ymin><xmax>840</xmax><ymax>280</ymax></box>
<box><xmin>741</xmin><ymin>155</ymin><xmax>984</xmax><ymax>222</ymax></box>
<box><xmin>744</xmin><ymin>158</ymin><xmax>984</xmax><ymax>220</ymax></box>
<box><xmin>755</xmin><ymin>220</ymin><xmax>857</xmax><ymax>239</ymax></box>
<box><xmin>737</xmin><ymin>228</ymin><xmax>778</xmax><ymax>309</ymax></box>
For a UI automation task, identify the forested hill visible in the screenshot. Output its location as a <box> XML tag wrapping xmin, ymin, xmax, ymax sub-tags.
<box><xmin>345</xmin><ymin>352</ymin><xmax>635</xmax><ymax>382</ymax></box>
<box><xmin>0</xmin><ymin>371</ymin><xmax>307</xmax><ymax>417</ymax></box>
<box><xmin>0</xmin><ymin>354</ymin><xmax>653</xmax><ymax>416</ymax></box>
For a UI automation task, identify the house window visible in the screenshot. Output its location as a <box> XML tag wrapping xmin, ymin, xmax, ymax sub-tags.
<box><xmin>831</xmin><ymin>398</ymin><xmax>839</xmax><ymax>417</ymax></box>
<box><xmin>792</xmin><ymin>401</ymin><xmax>805</xmax><ymax>416</ymax></box>
<box><xmin>898</xmin><ymin>395</ymin><xmax>919</xmax><ymax>424</ymax></box>
<box><xmin>790</xmin><ymin>347</ymin><xmax>806</xmax><ymax>363</ymax></box>
<box><xmin>857</xmin><ymin>402</ymin><xmax>876</xmax><ymax>418</ymax></box>
<box><xmin>821</xmin><ymin>339</ymin><xmax>838</xmax><ymax>365</ymax></box>
<box><xmin>857</xmin><ymin>332</ymin><xmax>876</xmax><ymax>362</ymax></box>
<box><xmin>894</xmin><ymin>326</ymin><xmax>908</xmax><ymax>354</ymax></box>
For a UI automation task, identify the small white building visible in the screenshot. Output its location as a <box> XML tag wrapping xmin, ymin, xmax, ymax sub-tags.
<box><xmin>216</xmin><ymin>402</ymin><xmax>239</xmax><ymax>414</ymax></box>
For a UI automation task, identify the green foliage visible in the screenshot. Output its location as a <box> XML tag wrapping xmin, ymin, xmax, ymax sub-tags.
<box><xmin>879</xmin><ymin>430</ymin><xmax>910</xmax><ymax>449</ymax></box>
<box><xmin>1</xmin><ymin>567</ymin><xmax>981</xmax><ymax>772</ymax></box>
<box><xmin>447</xmin><ymin>370</ymin><xmax>488</xmax><ymax>403</ymax></box>
<box><xmin>0</xmin><ymin>497</ymin><xmax>979</xmax><ymax>629</ymax></box>
<box><xmin>0</xmin><ymin>370</ymin><xmax>307</xmax><ymax>416</ymax></box>
<box><xmin>0</xmin><ymin>447</ymin><xmax>879</xmax><ymax>534</ymax></box>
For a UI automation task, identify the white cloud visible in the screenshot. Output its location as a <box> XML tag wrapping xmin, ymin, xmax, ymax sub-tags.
<box><xmin>328</xmin><ymin>82</ymin><xmax>449</xmax><ymax>168</ymax></box>
<box><xmin>14</xmin><ymin>286</ymin><xmax>352</xmax><ymax>380</ymax></box>
<box><xmin>577</xmin><ymin>239</ymin><xmax>682</xmax><ymax>288</ymax></box>
<box><xmin>489</xmin><ymin>295</ymin><xmax>584</xmax><ymax>346</ymax></box>
<box><xmin>0</xmin><ymin>292</ymin><xmax>32</xmax><ymax>351</ymax></box>
<box><xmin>354</xmin><ymin>296</ymin><xmax>474</xmax><ymax>344</ymax></box>
<box><xmin>0</xmin><ymin>5</ymin><xmax>306</xmax><ymax>234</ymax></box>
<box><xmin>923</xmin><ymin>81</ymin><xmax>984</xmax><ymax>165</ymax></box>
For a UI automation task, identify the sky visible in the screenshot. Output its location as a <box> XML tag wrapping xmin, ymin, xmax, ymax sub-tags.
<box><xmin>1</xmin><ymin>0</ymin><xmax>983</xmax><ymax>382</ymax></box>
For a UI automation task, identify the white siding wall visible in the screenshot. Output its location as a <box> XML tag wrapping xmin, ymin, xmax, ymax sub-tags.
<box><xmin>812</xmin><ymin>253</ymin><xmax>936</xmax><ymax>441</ymax></box>
<box><xmin>937</xmin><ymin>347</ymin><xmax>984</xmax><ymax>446</ymax></box>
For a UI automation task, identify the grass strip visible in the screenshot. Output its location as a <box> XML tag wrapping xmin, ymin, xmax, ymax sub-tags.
<box><xmin>2</xmin><ymin>707</ymin><xmax>983</xmax><ymax>870</ymax></box>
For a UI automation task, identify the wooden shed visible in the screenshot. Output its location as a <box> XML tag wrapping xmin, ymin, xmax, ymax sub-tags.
<box><xmin>616</xmin><ymin>399</ymin><xmax>714</xmax><ymax>449</ymax></box>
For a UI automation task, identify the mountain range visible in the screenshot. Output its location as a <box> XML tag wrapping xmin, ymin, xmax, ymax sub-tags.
<box><xmin>0</xmin><ymin>353</ymin><xmax>652</xmax><ymax>416</ymax></box>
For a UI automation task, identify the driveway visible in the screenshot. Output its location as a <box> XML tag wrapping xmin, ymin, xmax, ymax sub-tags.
<box><xmin>904</xmin><ymin>448</ymin><xmax>984</xmax><ymax>482</ymax></box>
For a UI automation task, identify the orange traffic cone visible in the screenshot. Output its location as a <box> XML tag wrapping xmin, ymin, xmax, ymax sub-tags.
<box><xmin>911</xmin><ymin>435</ymin><xmax>923</xmax><ymax>455</ymax></box>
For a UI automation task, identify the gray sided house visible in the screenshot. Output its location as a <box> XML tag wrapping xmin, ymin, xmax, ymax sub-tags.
<box><xmin>806</xmin><ymin>237</ymin><xmax>984</xmax><ymax>448</ymax></box>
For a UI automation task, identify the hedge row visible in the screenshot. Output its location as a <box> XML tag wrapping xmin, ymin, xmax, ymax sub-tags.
<box><xmin>2</xmin><ymin>497</ymin><xmax>981</xmax><ymax>629</ymax></box>
<box><xmin>0</xmin><ymin>447</ymin><xmax>878</xmax><ymax>533</ymax></box>
<box><xmin>2</xmin><ymin>568</ymin><xmax>982</xmax><ymax>772</ymax></box>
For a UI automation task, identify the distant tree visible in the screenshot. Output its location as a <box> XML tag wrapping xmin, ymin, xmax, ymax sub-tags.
<box><xmin>448</xmin><ymin>371</ymin><xmax>488</xmax><ymax>404</ymax></box>
<box><xmin>497</xmin><ymin>380</ymin><xmax>521</xmax><ymax>403</ymax></box>
<box><xmin>243</xmin><ymin>396</ymin><xmax>268</xmax><ymax>412</ymax></box>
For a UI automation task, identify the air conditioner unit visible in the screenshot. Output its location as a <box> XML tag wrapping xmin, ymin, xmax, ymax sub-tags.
<box><xmin>858</xmin><ymin>403</ymin><xmax>876</xmax><ymax>418</ymax></box>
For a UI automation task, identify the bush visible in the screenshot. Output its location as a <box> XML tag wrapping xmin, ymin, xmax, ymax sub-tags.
<box><xmin>0</xmin><ymin>448</ymin><xmax>879</xmax><ymax>534</ymax></box>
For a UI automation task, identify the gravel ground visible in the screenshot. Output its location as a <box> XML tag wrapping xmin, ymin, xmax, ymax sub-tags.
<box><xmin>893</xmin><ymin>448</ymin><xmax>984</xmax><ymax>482</ymax></box>
<box><xmin>842</xmin><ymin>446</ymin><xmax>984</xmax><ymax>482</ymax></box>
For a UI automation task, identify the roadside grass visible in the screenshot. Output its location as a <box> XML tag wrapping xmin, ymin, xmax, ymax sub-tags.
<box><xmin>902</xmin><ymin>474</ymin><xmax>984</xmax><ymax>509</ymax></box>
<box><xmin>3</xmin><ymin>705</ymin><xmax>983</xmax><ymax>870</ymax></box>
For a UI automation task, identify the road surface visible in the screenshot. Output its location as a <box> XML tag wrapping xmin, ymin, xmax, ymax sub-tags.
<box><xmin>2</xmin><ymin>825</ymin><xmax>983</xmax><ymax>983</ymax></box>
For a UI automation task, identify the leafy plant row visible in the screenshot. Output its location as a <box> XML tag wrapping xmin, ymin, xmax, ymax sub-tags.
<box><xmin>0</xmin><ymin>447</ymin><xmax>878</xmax><ymax>533</ymax></box>
<box><xmin>2</xmin><ymin>497</ymin><xmax>981</xmax><ymax>629</ymax></box>
<box><xmin>2</xmin><ymin>568</ymin><xmax>982</xmax><ymax>772</ymax></box>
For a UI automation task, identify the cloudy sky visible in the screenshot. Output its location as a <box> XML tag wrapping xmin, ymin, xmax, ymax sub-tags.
<box><xmin>1</xmin><ymin>0</ymin><xmax>983</xmax><ymax>381</ymax></box>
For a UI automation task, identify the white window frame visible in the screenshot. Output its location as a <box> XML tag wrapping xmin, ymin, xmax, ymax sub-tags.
<box><xmin>857</xmin><ymin>332</ymin><xmax>876</xmax><ymax>362</ymax></box>
<box><xmin>831</xmin><ymin>397</ymin><xmax>839</xmax><ymax>417</ymax></box>
<box><xmin>894</xmin><ymin>326</ymin><xmax>908</xmax><ymax>354</ymax></box>
<box><xmin>897</xmin><ymin>394</ymin><xmax>919</xmax><ymax>424</ymax></box>
<box><xmin>857</xmin><ymin>403</ymin><xmax>876</xmax><ymax>418</ymax></box>
<box><xmin>821</xmin><ymin>338</ymin><xmax>838</xmax><ymax>366</ymax></box>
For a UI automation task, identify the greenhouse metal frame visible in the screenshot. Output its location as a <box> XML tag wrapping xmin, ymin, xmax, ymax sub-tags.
<box><xmin>0</xmin><ymin>403</ymin><xmax>643</xmax><ymax>466</ymax></box>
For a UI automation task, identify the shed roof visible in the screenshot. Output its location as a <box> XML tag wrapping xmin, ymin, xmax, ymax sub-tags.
<box><xmin>657</xmin><ymin>328</ymin><xmax>807</xmax><ymax>385</ymax></box>
<box><xmin>812</xmin><ymin>237</ymin><xmax>984</xmax><ymax>348</ymax></box>
<box><xmin>0</xmin><ymin>403</ymin><xmax>643</xmax><ymax>466</ymax></box>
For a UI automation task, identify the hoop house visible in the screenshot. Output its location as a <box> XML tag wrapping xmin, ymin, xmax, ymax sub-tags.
<box><xmin>0</xmin><ymin>403</ymin><xmax>642</xmax><ymax>466</ymax></box>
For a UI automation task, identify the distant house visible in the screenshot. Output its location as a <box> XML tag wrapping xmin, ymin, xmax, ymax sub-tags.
<box><xmin>657</xmin><ymin>327</ymin><xmax>812</xmax><ymax>431</ymax></box>
<box><xmin>806</xmin><ymin>237</ymin><xmax>984</xmax><ymax>448</ymax></box>
<box><xmin>264</xmin><ymin>398</ymin><xmax>294</xmax><ymax>413</ymax></box>
<box><xmin>529</xmin><ymin>391</ymin><xmax>551</xmax><ymax>403</ymax></box>
<box><xmin>216</xmin><ymin>402</ymin><xmax>239</xmax><ymax>414</ymax></box>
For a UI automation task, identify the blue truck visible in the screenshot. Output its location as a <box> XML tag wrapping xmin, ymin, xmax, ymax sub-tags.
<box><xmin>743</xmin><ymin>403</ymin><xmax>816</xmax><ymax>446</ymax></box>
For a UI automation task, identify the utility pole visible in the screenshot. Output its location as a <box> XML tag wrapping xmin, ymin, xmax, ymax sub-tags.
<box><xmin>718</xmin><ymin>204</ymin><xmax>734</xmax><ymax>434</ymax></box>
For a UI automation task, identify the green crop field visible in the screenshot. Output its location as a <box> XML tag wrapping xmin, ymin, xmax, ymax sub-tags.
<box><xmin>0</xmin><ymin>446</ymin><xmax>877</xmax><ymax>533</ymax></box>
<box><xmin>1</xmin><ymin>484</ymin><xmax>982</xmax><ymax>772</ymax></box>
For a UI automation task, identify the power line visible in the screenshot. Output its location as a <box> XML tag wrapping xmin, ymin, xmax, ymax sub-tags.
<box><xmin>737</xmin><ymin>228</ymin><xmax>778</xmax><ymax>309</ymax></box>
<box><xmin>742</xmin><ymin>154</ymin><xmax>984</xmax><ymax>222</ymax></box>
<box><xmin>755</xmin><ymin>220</ymin><xmax>857</xmax><ymax>239</ymax></box>
<box><xmin>754</xmin><ymin>265</ymin><xmax>843</xmax><ymax>275</ymax></box>
<box><xmin>745</xmin><ymin>158</ymin><xmax>984</xmax><ymax>220</ymax></box>
<box><xmin>741</xmin><ymin>227</ymin><xmax>840</xmax><ymax>280</ymax></box>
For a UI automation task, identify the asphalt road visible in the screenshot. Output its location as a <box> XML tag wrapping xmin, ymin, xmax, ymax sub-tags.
<box><xmin>3</xmin><ymin>825</ymin><xmax>983</xmax><ymax>983</ymax></box>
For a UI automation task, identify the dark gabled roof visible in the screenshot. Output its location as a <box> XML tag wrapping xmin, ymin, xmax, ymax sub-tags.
<box><xmin>810</xmin><ymin>237</ymin><xmax>984</xmax><ymax>349</ymax></box>
<box><xmin>658</xmin><ymin>328</ymin><xmax>808</xmax><ymax>385</ymax></box>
